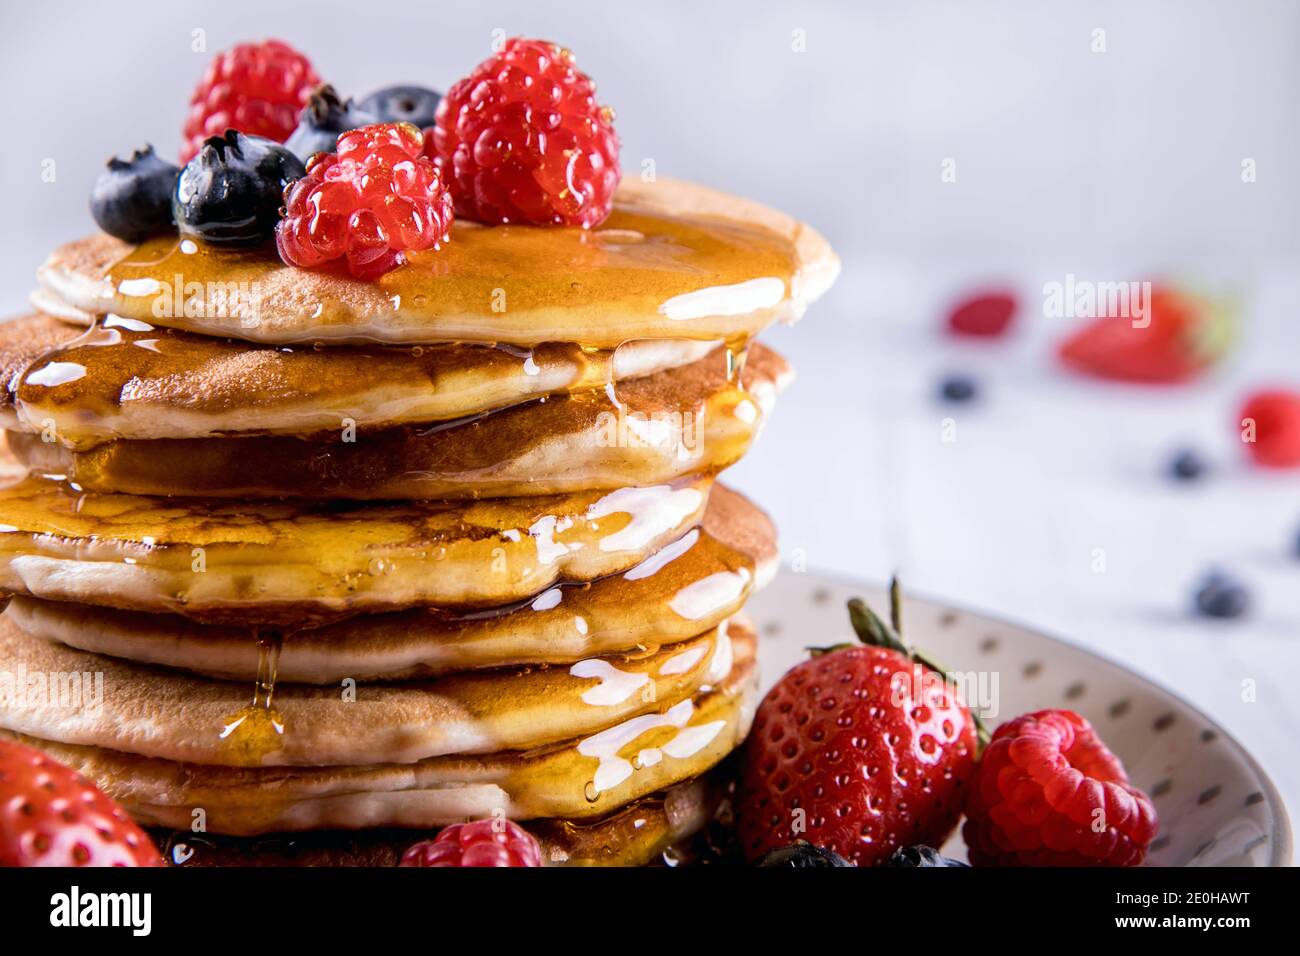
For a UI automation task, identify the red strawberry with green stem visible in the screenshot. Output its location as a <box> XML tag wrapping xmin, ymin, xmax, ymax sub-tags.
<box><xmin>1057</xmin><ymin>284</ymin><xmax>1233</xmax><ymax>384</ymax></box>
<box><xmin>737</xmin><ymin>580</ymin><xmax>982</xmax><ymax>866</ymax></box>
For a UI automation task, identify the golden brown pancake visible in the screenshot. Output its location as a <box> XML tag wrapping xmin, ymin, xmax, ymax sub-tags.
<box><xmin>0</xmin><ymin>313</ymin><xmax>76</xmax><ymax>432</ymax></box>
<box><xmin>7</xmin><ymin>343</ymin><xmax>789</xmax><ymax>499</ymax></box>
<box><xmin>1</xmin><ymin>312</ymin><xmax>716</xmax><ymax>447</ymax></box>
<box><xmin>6</xmin><ymin>484</ymin><xmax>775</xmax><ymax>682</ymax></box>
<box><xmin>34</xmin><ymin>178</ymin><xmax>839</xmax><ymax>347</ymax></box>
<box><xmin>0</xmin><ymin>612</ymin><xmax>731</xmax><ymax>767</ymax></box>
<box><xmin>0</xmin><ymin>465</ymin><xmax>711</xmax><ymax>624</ymax></box>
<box><xmin>0</xmin><ymin>620</ymin><xmax>757</xmax><ymax>835</ymax></box>
<box><xmin>152</xmin><ymin>771</ymin><xmax>729</xmax><ymax>867</ymax></box>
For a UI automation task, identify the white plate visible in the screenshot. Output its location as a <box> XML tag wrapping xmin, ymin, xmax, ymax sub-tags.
<box><xmin>746</xmin><ymin>571</ymin><xmax>1293</xmax><ymax>867</ymax></box>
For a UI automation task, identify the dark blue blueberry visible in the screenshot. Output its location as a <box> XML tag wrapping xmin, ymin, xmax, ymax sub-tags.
<box><xmin>89</xmin><ymin>145</ymin><xmax>180</xmax><ymax>243</ymax></box>
<box><xmin>887</xmin><ymin>845</ymin><xmax>970</xmax><ymax>867</ymax></box>
<box><xmin>939</xmin><ymin>374</ymin><xmax>978</xmax><ymax>403</ymax></box>
<box><xmin>285</xmin><ymin>85</ymin><xmax>378</xmax><ymax>161</ymax></box>
<box><xmin>173</xmin><ymin>131</ymin><xmax>306</xmax><ymax>248</ymax></box>
<box><xmin>1169</xmin><ymin>448</ymin><xmax>1206</xmax><ymax>482</ymax></box>
<box><xmin>357</xmin><ymin>85</ymin><xmax>443</xmax><ymax>130</ymax></box>
<box><xmin>755</xmin><ymin>843</ymin><xmax>852</xmax><ymax>867</ymax></box>
<box><xmin>1194</xmin><ymin>572</ymin><xmax>1250</xmax><ymax>619</ymax></box>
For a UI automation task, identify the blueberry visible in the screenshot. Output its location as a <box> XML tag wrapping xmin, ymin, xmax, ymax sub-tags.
<box><xmin>887</xmin><ymin>845</ymin><xmax>969</xmax><ymax>867</ymax></box>
<box><xmin>89</xmin><ymin>145</ymin><xmax>180</xmax><ymax>243</ymax></box>
<box><xmin>1194</xmin><ymin>572</ymin><xmax>1250</xmax><ymax>619</ymax></box>
<box><xmin>939</xmin><ymin>374</ymin><xmax>978</xmax><ymax>403</ymax></box>
<box><xmin>1169</xmin><ymin>448</ymin><xmax>1206</xmax><ymax>482</ymax></box>
<box><xmin>755</xmin><ymin>843</ymin><xmax>852</xmax><ymax>867</ymax></box>
<box><xmin>357</xmin><ymin>85</ymin><xmax>443</xmax><ymax>130</ymax></box>
<box><xmin>173</xmin><ymin>131</ymin><xmax>306</xmax><ymax>248</ymax></box>
<box><xmin>285</xmin><ymin>85</ymin><xmax>378</xmax><ymax>161</ymax></box>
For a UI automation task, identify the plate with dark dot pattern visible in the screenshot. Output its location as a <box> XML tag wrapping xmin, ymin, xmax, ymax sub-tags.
<box><xmin>746</xmin><ymin>571</ymin><xmax>1292</xmax><ymax>867</ymax></box>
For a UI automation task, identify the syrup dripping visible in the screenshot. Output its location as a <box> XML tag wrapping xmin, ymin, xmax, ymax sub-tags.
<box><xmin>218</xmin><ymin>629</ymin><xmax>285</xmax><ymax>762</ymax></box>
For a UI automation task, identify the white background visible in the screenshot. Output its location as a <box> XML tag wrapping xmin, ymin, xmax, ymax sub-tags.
<box><xmin>2</xmin><ymin>1</ymin><xmax>1298</xmax><ymax>843</ymax></box>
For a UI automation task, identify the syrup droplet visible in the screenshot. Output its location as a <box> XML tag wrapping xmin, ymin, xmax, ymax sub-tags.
<box><xmin>218</xmin><ymin>629</ymin><xmax>285</xmax><ymax>762</ymax></box>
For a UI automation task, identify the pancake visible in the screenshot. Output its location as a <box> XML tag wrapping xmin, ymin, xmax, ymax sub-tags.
<box><xmin>0</xmin><ymin>465</ymin><xmax>711</xmax><ymax>624</ymax></box>
<box><xmin>0</xmin><ymin>612</ymin><xmax>732</xmax><ymax>767</ymax></box>
<box><xmin>151</xmin><ymin>770</ymin><xmax>730</xmax><ymax>867</ymax></box>
<box><xmin>5</xmin><ymin>483</ymin><xmax>775</xmax><ymax>682</ymax></box>
<box><xmin>0</xmin><ymin>620</ymin><xmax>757</xmax><ymax>835</ymax></box>
<box><xmin>7</xmin><ymin>343</ymin><xmax>789</xmax><ymax>499</ymax></box>
<box><xmin>0</xmin><ymin>312</ymin><xmax>78</xmax><ymax>433</ymax></box>
<box><xmin>34</xmin><ymin>178</ymin><xmax>839</xmax><ymax>347</ymax></box>
<box><xmin>1</xmin><ymin>312</ymin><xmax>716</xmax><ymax>447</ymax></box>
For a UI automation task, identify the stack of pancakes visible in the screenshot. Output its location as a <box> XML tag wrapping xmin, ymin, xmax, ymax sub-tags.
<box><xmin>0</xmin><ymin>177</ymin><xmax>837</xmax><ymax>865</ymax></box>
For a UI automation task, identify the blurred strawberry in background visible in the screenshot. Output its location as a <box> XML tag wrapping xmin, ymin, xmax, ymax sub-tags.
<box><xmin>1056</xmin><ymin>284</ymin><xmax>1233</xmax><ymax>384</ymax></box>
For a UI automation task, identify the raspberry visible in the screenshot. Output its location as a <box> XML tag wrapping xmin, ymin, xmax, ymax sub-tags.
<box><xmin>947</xmin><ymin>289</ymin><xmax>1017</xmax><ymax>337</ymax></box>
<box><xmin>181</xmin><ymin>40</ymin><xmax>320</xmax><ymax>163</ymax></box>
<box><xmin>432</xmin><ymin>37</ymin><xmax>620</xmax><ymax>227</ymax></box>
<box><xmin>400</xmin><ymin>819</ymin><xmax>542</xmax><ymax>867</ymax></box>
<box><xmin>276</xmin><ymin>122</ymin><xmax>454</xmax><ymax>281</ymax></box>
<box><xmin>962</xmin><ymin>709</ymin><xmax>1158</xmax><ymax>866</ymax></box>
<box><xmin>1239</xmin><ymin>389</ymin><xmax>1300</xmax><ymax>468</ymax></box>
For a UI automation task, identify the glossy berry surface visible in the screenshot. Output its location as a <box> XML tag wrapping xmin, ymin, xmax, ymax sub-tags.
<box><xmin>1239</xmin><ymin>389</ymin><xmax>1300</xmax><ymax>468</ymax></box>
<box><xmin>181</xmin><ymin>39</ymin><xmax>319</xmax><ymax>163</ymax></box>
<box><xmin>755</xmin><ymin>843</ymin><xmax>852</xmax><ymax>867</ymax></box>
<box><xmin>400</xmin><ymin>818</ymin><xmax>542</xmax><ymax>867</ymax></box>
<box><xmin>285</xmin><ymin>85</ymin><xmax>377</xmax><ymax>161</ymax></box>
<box><xmin>90</xmin><ymin>145</ymin><xmax>179</xmax><ymax>243</ymax></box>
<box><xmin>947</xmin><ymin>290</ymin><xmax>1017</xmax><ymax>337</ymax></box>
<box><xmin>278</xmin><ymin>122</ymin><xmax>453</xmax><ymax>280</ymax></box>
<box><xmin>0</xmin><ymin>738</ymin><xmax>162</xmax><ymax>866</ymax></box>
<box><xmin>174</xmin><ymin>130</ymin><xmax>305</xmax><ymax>248</ymax></box>
<box><xmin>886</xmin><ymin>844</ymin><xmax>969</xmax><ymax>867</ymax></box>
<box><xmin>1194</xmin><ymin>571</ymin><xmax>1250</xmax><ymax>619</ymax></box>
<box><xmin>358</xmin><ymin>85</ymin><xmax>442</xmax><ymax>130</ymax></box>
<box><xmin>963</xmin><ymin>709</ymin><xmax>1158</xmax><ymax>866</ymax></box>
<box><xmin>433</xmin><ymin>37</ymin><xmax>620</xmax><ymax>227</ymax></box>
<box><xmin>738</xmin><ymin>643</ymin><xmax>977</xmax><ymax>866</ymax></box>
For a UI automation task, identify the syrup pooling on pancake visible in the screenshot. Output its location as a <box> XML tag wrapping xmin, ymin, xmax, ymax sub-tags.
<box><xmin>0</xmin><ymin>467</ymin><xmax>711</xmax><ymax>623</ymax></box>
<box><xmin>0</xmin><ymin>614</ymin><xmax>730</xmax><ymax>767</ymax></box>
<box><xmin>8</xmin><ymin>343</ymin><xmax>790</xmax><ymax>499</ymax></box>
<box><xmin>0</xmin><ymin>620</ymin><xmax>757</xmax><ymax>834</ymax></box>
<box><xmin>2</xmin><ymin>312</ymin><xmax>716</xmax><ymax>447</ymax></box>
<box><xmin>36</xmin><ymin>178</ymin><xmax>838</xmax><ymax>347</ymax></box>
<box><xmin>3</xmin><ymin>483</ymin><xmax>776</xmax><ymax>682</ymax></box>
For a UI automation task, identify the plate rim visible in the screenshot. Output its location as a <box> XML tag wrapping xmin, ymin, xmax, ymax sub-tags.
<box><xmin>769</xmin><ymin>568</ymin><xmax>1294</xmax><ymax>867</ymax></box>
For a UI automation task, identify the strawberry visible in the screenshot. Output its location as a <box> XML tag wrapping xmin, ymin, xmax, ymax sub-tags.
<box><xmin>1057</xmin><ymin>284</ymin><xmax>1232</xmax><ymax>383</ymax></box>
<box><xmin>1239</xmin><ymin>389</ymin><xmax>1300</xmax><ymax>468</ymax></box>
<box><xmin>736</xmin><ymin>582</ymin><xmax>980</xmax><ymax>866</ymax></box>
<box><xmin>0</xmin><ymin>738</ymin><xmax>162</xmax><ymax>866</ymax></box>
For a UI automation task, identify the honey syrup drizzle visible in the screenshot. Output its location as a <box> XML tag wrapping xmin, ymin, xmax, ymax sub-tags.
<box><xmin>99</xmin><ymin>202</ymin><xmax>800</xmax><ymax>346</ymax></box>
<box><xmin>218</xmin><ymin>629</ymin><xmax>285</xmax><ymax>762</ymax></box>
<box><xmin>11</xmin><ymin>313</ymin><xmax>646</xmax><ymax>449</ymax></box>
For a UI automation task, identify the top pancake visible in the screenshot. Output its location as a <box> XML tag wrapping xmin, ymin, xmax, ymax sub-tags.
<box><xmin>34</xmin><ymin>178</ymin><xmax>839</xmax><ymax>347</ymax></box>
